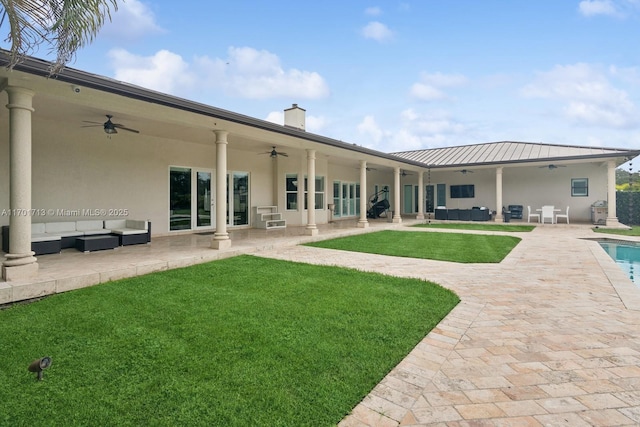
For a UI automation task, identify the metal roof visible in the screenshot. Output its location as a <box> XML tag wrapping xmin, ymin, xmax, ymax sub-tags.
<box><xmin>392</xmin><ymin>141</ymin><xmax>640</xmax><ymax>168</ymax></box>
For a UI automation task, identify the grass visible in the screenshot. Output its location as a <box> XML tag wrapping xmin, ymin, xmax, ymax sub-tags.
<box><xmin>305</xmin><ymin>230</ymin><xmax>521</xmax><ymax>263</ymax></box>
<box><xmin>414</xmin><ymin>223</ymin><xmax>535</xmax><ymax>232</ymax></box>
<box><xmin>0</xmin><ymin>255</ymin><xmax>459</xmax><ymax>427</ymax></box>
<box><xmin>593</xmin><ymin>225</ymin><xmax>640</xmax><ymax>236</ymax></box>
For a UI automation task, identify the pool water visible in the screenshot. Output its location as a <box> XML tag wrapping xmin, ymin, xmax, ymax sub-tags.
<box><xmin>598</xmin><ymin>240</ymin><xmax>640</xmax><ymax>286</ymax></box>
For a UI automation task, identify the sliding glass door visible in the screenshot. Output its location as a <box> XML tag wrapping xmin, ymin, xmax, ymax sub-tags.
<box><xmin>170</xmin><ymin>167</ymin><xmax>215</xmax><ymax>231</ymax></box>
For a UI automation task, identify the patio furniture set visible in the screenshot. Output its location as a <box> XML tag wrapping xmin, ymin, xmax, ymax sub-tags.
<box><xmin>528</xmin><ymin>205</ymin><xmax>569</xmax><ymax>224</ymax></box>
<box><xmin>2</xmin><ymin>219</ymin><xmax>151</xmax><ymax>255</ymax></box>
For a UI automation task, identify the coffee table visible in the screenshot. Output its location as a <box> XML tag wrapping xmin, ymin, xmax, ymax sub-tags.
<box><xmin>75</xmin><ymin>235</ymin><xmax>119</xmax><ymax>253</ymax></box>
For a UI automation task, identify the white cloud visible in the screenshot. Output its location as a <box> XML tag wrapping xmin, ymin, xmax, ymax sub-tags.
<box><xmin>578</xmin><ymin>0</ymin><xmax>619</xmax><ymax>17</ymax></box>
<box><xmin>410</xmin><ymin>84</ymin><xmax>447</xmax><ymax>101</ymax></box>
<box><xmin>357</xmin><ymin>109</ymin><xmax>468</xmax><ymax>152</ymax></box>
<box><xmin>108</xmin><ymin>49</ymin><xmax>195</xmax><ymax>93</ymax></box>
<box><xmin>108</xmin><ymin>46</ymin><xmax>330</xmax><ymax>101</ymax></box>
<box><xmin>357</xmin><ymin>115</ymin><xmax>386</xmax><ymax>145</ymax></box>
<box><xmin>520</xmin><ymin>63</ymin><xmax>639</xmax><ymax>128</ymax></box>
<box><xmin>410</xmin><ymin>72</ymin><xmax>468</xmax><ymax>101</ymax></box>
<box><xmin>196</xmin><ymin>47</ymin><xmax>330</xmax><ymax>99</ymax></box>
<box><xmin>365</xmin><ymin>7</ymin><xmax>382</xmax><ymax>16</ymax></box>
<box><xmin>361</xmin><ymin>21</ymin><xmax>394</xmax><ymax>42</ymax></box>
<box><xmin>100</xmin><ymin>0</ymin><xmax>165</xmax><ymax>40</ymax></box>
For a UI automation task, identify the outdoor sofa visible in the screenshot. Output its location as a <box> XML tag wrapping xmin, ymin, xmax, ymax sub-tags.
<box><xmin>434</xmin><ymin>206</ymin><xmax>492</xmax><ymax>221</ymax></box>
<box><xmin>2</xmin><ymin>220</ymin><xmax>150</xmax><ymax>255</ymax></box>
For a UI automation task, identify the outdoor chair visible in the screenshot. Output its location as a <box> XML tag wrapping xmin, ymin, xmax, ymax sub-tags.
<box><xmin>555</xmin><ymin>206</ymin><xmax>570</xmax><ymax>224</ymax></box>
<box><xmin>541</xmin><ymin>205</ymin><xmax>555</xmax><ymax>224</ymax></box>
<box><xmin>527</xmin><ymin>205</ymin><xmax>540</xmax><ymax>223</ymax></box>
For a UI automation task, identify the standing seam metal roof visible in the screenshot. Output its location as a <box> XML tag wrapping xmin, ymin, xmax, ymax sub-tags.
<box><xmin>392</xmin><ymin>141</ymin><xmax>639</xmax><ymax>167</ymax></box>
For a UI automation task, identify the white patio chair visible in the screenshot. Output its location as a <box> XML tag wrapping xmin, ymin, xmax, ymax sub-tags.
<box><xmin>555</xmin><ymin>206</ymin><xmax>569</xmax><ymax>224</ymax></box>
<box><xmin>541</xmin><ymin>205</ymin><xmax>555</xmax><ymax>224</ymax></box>
<box><xmin>527</xmin><ymin>206</ymin><xmax>540</xmax><ymax>223</ymax></box>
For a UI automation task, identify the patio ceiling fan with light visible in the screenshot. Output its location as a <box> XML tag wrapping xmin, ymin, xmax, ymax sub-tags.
<box><xmin>83</xmin><ymin>115</ymin><xmax>140</xmax><ymax>134</ymax></box>
<box><xmin>458</xmin><ymin>169</ymin><xmax>474</xmax><ymax>174</ymax></box>
<box><xmin>539</xmin><ymin>164</ymin><xmax>566</xmax><ymax>170</ymax></box>
<box><xmin>260</xmin><ymin>146</ymin><xmax>288</xmax><ymax>158</ymax></box>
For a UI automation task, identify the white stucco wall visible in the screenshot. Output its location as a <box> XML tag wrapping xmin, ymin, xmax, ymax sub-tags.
<box><xmin>0</xmin><ymin>106</ymin><xmax>618</xmax><ymax>235</ymax></box>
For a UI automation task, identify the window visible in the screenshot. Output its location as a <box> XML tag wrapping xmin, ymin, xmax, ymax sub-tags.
<box><xmin>571</xmin><ymin>178</ymin><xmax>588</xmax><ymax>197</ymax></box>
<box><xmin>450</xmin><ymin>184</ymin><xmax>475</xmax><ymax>199</ymax></box>
<box><xmin>304</xmin><ymin>176</ymin><xmax>325</xmax><ymax>210</ymax></box>
<box><xmin>286</xmin><ymin>174</ymin><xmax>298</xmax><ymax>210</ymax></box>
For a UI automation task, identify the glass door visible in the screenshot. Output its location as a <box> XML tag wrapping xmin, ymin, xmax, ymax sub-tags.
<box><xmin>196</xmin><ymin>171</ymin><xmax>213</xmax><ymax>228</ymax></box>
<box><xmin>170</xmin><ymin>167</ymin><xmax>192</xmax><ymax>231</ymax></box>
<box><xmin>170</xmin><ymin>167</ymin><xmax>215</xmax><ymax>231</ymax></box>
<box><xmin>231</xmin><ymin>172</ymin><xmax>249</xmax><ymax>226</ymax></box>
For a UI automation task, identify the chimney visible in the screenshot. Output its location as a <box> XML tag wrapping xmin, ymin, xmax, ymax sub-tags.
<box><xmin>284</xmin><ymin>104</ymin><xmax>306</xmax><ymax>131</ymax></box>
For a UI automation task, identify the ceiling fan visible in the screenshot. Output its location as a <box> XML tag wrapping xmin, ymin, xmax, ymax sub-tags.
<box><xmin>540</xmin><ymin>164</ymin><xmax>566</xmax><ymax>170</ymax></box>
<box><xmin>83</xmin><ymin>114</ymin><xmax>140</xmax><ymax>134</ymax></box>
<box><xmin>261</xmin><ymin>146</ymin><xmax>288</xmax><ymax>158</ymax></box>
<box><xmin>401</xmin><ymin>170</ymin><xmax>413</xmax><ymax>176</ymax></box>
<box><xmin>458</xmin><ymin>169</ymin><xmax>474</xmax><ymax>174</ymax></box>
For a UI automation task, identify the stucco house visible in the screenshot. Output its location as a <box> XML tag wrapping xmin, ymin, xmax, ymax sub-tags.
<box><xmin>2</xmin><ymin>53</ymin><xmax>639</xmax><ymax>281</ymax></box>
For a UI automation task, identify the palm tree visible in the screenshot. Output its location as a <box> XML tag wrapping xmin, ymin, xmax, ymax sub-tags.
<box><xmin>0</xmin><ymin>0</ymin><xmax>118</xmax><ymax>74</ymax></box>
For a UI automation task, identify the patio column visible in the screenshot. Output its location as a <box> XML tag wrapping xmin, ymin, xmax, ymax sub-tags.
<box><xmin>2</xmin><ymin>86</ymin><xmax>38</xmax><ymax>281</ymax></box>
<box><xmin>392</xmin><ymin>166</ymin><xmax>402</xmax><ymax>223</ymax></box>
<box><xmin>211</xmin><ymin>130</ymin><xmax>231</xmax><ymax>249</ymax></box>
<box><xmin>417</xmin><ymin>170</ymin><xmax>425</xmax><ymax>220</ymax></box>
<box><xmin>305</xmin><ymin>149</ymin><xmax>318</xmax><ymax>236</ymax></box>
<box><xmin>357</xmin><ymin>160</ymin><xmax>369</xmax><ymax>228</ymax></box>
<box><xmin>495</xmin><ymin>167</ymin><xmax>503</xmax><ymax>222</ymax></box>
<box><xmin>606</xmin><ymin>160</ymin><xmax>624</xmax><ymax>227</ymax></box>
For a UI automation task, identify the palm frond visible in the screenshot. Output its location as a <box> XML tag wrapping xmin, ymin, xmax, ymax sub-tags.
<box><xmin>0</xmin><ymin>0</ymin><xmax>117</xmax><ymax>74</ymax></box>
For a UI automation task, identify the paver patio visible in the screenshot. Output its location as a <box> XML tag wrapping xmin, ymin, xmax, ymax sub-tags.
<box><xmin>256</xmin><ymin>224</ymin><xmax>640</xmax><ymax>426</ymax></box>
<box><xmin>1</xmin><ymin>220</ymin><xmax>639</xmax><ymax>426</ymax></box>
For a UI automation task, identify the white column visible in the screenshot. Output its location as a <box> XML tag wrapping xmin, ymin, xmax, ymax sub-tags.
<box><xmin>357</xmin><ymin>160</ymin><xmax>369</xmax><ymax>228</ymax></box>
<box><xmin>606</xmin><ymin>160</ymin><xmax>624</xmax><ymax>227</ymax></box>
<box><xmin>393</xmin><ymin>166</ymin><xmax>402</xmax><ymax>223</ymax></box>
<box><xmin>2</xmin><ymin>86</ymin><xmax>38</xmax><ymax>281</ymax></box>
<box><xmin>416</xmin><ymin>171</ymin><xmax>425</xmax><ymax>220</ymax></box>
<box><xmin>305</xmin><ymin>149</ymin><xmax>318</xmax><ymax>236</ymax></box>
<box><xmin>495</xmin><ymin>167</ymin><xmax>503</xmax><ymax>222</ymax></box>
<box><xmin>211</xmin><ymin>130</ymin><xmax>231</xmax><ymax>249</ymax></box>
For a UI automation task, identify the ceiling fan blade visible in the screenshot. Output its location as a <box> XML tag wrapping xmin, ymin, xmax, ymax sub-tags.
<box><xmin>114</xmin><ymin>124</ymin><xmax>140</xmax><ymax>133</ymax></box>
<box><xmin>279</xmin><ymin>152</ymin><xmax>289</xmax><ymax>157</ymax></box>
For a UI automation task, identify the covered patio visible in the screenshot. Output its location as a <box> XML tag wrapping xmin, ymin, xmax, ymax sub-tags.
<box><xmin>0</xmin><ymin>218</ymin><xmax>404</xmax><ymax>305</ymax></box>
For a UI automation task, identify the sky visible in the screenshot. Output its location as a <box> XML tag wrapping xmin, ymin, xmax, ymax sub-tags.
<box><xmin>8</xmin><ymin>0</ymin><xmax>640</xmax><ymax>169</ymax></box>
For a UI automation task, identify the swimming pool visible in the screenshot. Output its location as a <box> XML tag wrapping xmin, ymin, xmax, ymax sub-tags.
<box><xmin>598</xmin><ymin>239</ymin><xmax>640</xmax><ymax>286</ymax></box>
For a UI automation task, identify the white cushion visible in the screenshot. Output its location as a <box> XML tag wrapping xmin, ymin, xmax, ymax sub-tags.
<box><xmin>125</xmin><ymin>220</ymin><xmax>148</xmax><ymax>230</ymax></box>
<box><xmin>107</xmin><ymin>219</ymin><xmax>147</xmax><ymax>235</ymax></box>
<box><xmin>76</xmin><ymin>220</ymin><xmax>104</xmax><ymax>231</ymax></box>
<box><xmin>111</xmin><ymin>229</ymin><xmax>146</xmax><ymax>235</ymax></box>
<box><xmin>46</xmin><ymin>222</ymin><xmax>77</xmax><ymax>233</ymax></box>
<box><xmin>32</xmin><ymin>233</ymin><xmax>61</xmax><ymax>242</ymax></box>
<box><xmin>82</xmin><ymin>228</ymin><xmax>111</xmax><ymax>236</ymax></box>
<box><xmin>104</xmin><ymin>219</ymin><xmax>126</xmax><ymax>229</ymax></box>
<box><xmin>32</xmin><ymin>223</ymin><xmax>46</xmax><ymax>234</ymax></box>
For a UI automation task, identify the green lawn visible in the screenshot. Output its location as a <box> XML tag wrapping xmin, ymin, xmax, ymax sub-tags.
<box><xmin>305</xmin><ymin>230</ymin><xmax>521</xmax><ymax>263</ymax></box>
<box><xmin>414</xmin><ymin>223</ymin><xmax>535</xmax><ymax>232</ymax></box>
<box><xmin>593</xmin><ymin>225</ymin><xmax>640</xmax><ymax>236</ymax></box>
<box><xmin>0</xmin><ymin>255</ymin><xmax>459</xmax><ymax>427</ymax></box>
